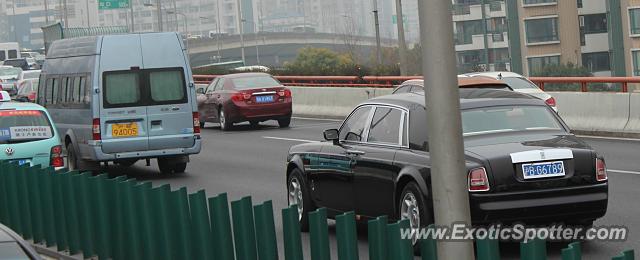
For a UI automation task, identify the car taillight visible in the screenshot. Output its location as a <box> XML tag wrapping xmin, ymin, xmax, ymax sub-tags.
<box><xmin>596</xmin><ymin>158</ymin><xmax>607</xmax><ymax>181</ymax></box>
<box><xmin>92</xmin><ymin>118</ymin><xmax>101</xmax><ymax>140</ymax></box>
<box><xmin>545</xmin><ymin>97</ymin><xmax>556</xmax><ymax>107</ymax></box>
<box><xmin>231</xmin><ymin>92</ymin><xmax>251</xmax><ymax>101</ymax></box>
<box><xmin>278</xmin><ymin>89</ymin><xmax>292</xmax><ymax>97</ymax></box>
<box><xmin>193</xmin><ymin>112</ymin><xmax>201</xmax><ymax>134</ymax></box>
<box><xmin>50</xmin><ymin>145</ymin><xmax>64</xmax><ymax>167</ymax></box>
<box><xmin>468</xmin><ymin>167</ymin><xmax>490</xmax><ymax>192</ymax></box>
<box><xmin>28</xmin><ymin>91</ymin><xmax>36</xmax><ymax>101</ymax></box>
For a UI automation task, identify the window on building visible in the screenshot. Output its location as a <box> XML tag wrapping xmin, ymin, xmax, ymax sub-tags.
<box><xmin>577</xmin><ymin>0</ymin><xmax>583</xmax><ymax>8</ymax></box>
<box><xmin>455</xmin><ymin>20</ymin><xmax>484</xmax><ymax>45</ymax></box>
<box><xmin>630</xmin><ymin>8</ymin><xmax>640</xmax><ymax>35</ymax></box>
<box><xmin>582</xmin><ymin>52</ymin><xmax>611</xmax><ymax>72</ymax></box>
<box><xmin>523</xmin><ymin>0</ymin><xmax>556</xmax><ymax>5</ymax></box>
<box><xmin>525</xmin><ymin>17</ymin><xmax>559</xmax><ymax>43</ymax></box>
<box><xmin>633</xmin><ymin>50</ymin><xmax>640</xmax><ymax>76</ymax></box>
<box><xmin>528</xmin><ymin>55</ymin><xmax>560</xmax><ymax>75</ymax></box>
<box><xmin>580</xmin><ymin>14</ymin><xmax>607</xmax><ymax>34</ymax></box>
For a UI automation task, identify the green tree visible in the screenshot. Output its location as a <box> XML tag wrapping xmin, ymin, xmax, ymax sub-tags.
<box><xmin>283</xmin><ymin>47</ymin><xmax>356</xmax><ymax>76</ymax></box>
<box><xmin>529</xmin><ymin>63</ymin><xmax>609</xmax><ymax>91</ymax></box>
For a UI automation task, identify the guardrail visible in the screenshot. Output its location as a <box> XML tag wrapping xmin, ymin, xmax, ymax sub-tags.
<box><xmin>1</xmin><ymin>162</ymin><xmax>634</xmax><ymax>260</ymax></box>
<box><xmin>193</xmin><ymin>75</ymin><xmax>640</xmax><ymax>92</ymax></box>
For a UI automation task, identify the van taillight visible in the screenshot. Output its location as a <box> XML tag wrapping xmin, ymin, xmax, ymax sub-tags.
<box><xmin>50</xmin><ymin>145</ymin><xmax>64</xmax><ymax>167</ymax></box>
<box><xmin>193</xmin><ymin>112</ymin><xmax>201</xmax><ymax>134</ymax></box>
<box><xmin>596</xmin><ymin>158</ymin><xmax>607</xmax><ymax>181</ymax></box>
<box><xmin>468</xmin><ymin>167</ymin><xmax>490</xmax><ymax>192</ymax></box>
<box><xmin>92</xmin><ymin>118</ymin><xmax>101</xmax><ymax>140</ymax></box>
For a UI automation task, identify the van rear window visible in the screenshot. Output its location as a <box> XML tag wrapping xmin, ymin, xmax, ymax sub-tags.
<box><xmin>105</xmin><ymin>72</ymin><xmax>141</xmax><ymax>106</ymax></box>
<box><xmin>102</xmin><ymin>68</ymin><xmax>187</xmax><ymax>108</ymax></box>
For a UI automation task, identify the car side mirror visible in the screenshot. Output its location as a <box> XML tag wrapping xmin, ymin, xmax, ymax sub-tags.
<box><xmin>323</xmin><ymin>129</ymin><xmax>340</xmax><ymax>145</ymax></box>
<box><xmin>196</xmin><ymin>88</ymin><xmax>205</xmax><ymax>94</ymax></box>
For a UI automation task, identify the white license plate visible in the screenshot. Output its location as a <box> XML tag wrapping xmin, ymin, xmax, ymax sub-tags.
<box><xmin>522</xmin><ymin>161</ymin><xmax>565</xmax><ymax>179</ymax></box>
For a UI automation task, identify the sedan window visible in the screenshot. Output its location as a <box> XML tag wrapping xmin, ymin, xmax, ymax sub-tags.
<box><xmin>340</xmin><ymin>106</ymin><xmax>372</xmax><ymax>142</ymax></box>
<box><xmin>367</xmin><ymin>107</ymin><xmax>403</xmax><ymax>145</ymax></box>
<box><xmin>231</xmin><ymin>76</ymin><xmax>280</xmax><ymax>90</ymax></box>
<box><xmin>462</xmin><ymin>105</ymin><xmax>562</xmax><ymax>136</ymax></box>
<box><xmin>500</xmin><ymin>77</ymin><xmax>540</xmax><ymax>90</ymax></box>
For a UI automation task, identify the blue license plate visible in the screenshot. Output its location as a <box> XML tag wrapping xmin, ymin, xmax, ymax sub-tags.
<box><xmin>255</xmin><ymin>95</ymin><xmax>274</xmax><ymax>103</ymax></box>
<box><xmin>522</xmin><ymin>161</ymin><xmax>565</xmax><ymax>179</ymax></box>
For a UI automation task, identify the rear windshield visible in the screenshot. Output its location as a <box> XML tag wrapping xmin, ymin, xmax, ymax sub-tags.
<box><xmin>501</xmin><ymin>77</ymin><xmax>540</xmax><ymax>90</ymax></box>
<box><xmin>231</xmin><ymin>76</ymin><xmax>280</xmax><ymax>90</ymax></box>
<box><xmin>103</xmin><ymin>68</ymin><xmax>187</xmax><ymax>108</ymax></box>
<box><xmin>0</xmin><ymin>67</ymin><xmax>21</xmax><ymax>77</ymax></box>
<box><xmin>3</xmin><ymin>60</ymin><xmax>25</xmax><ymax>67</ymax></box>
<box><xmin>462</xmin><ymin>106</ymin><xmax>562</xmax><ymax>136</ymax></box>
<box><xmin>0</xmin><ymin>110</ymin><xmax>54</xmax><ymax>144</ymax></box>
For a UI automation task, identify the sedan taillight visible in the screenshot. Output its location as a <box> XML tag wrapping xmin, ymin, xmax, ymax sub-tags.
<box><xmin>50</xmin><ymin>145</ymin><xmax>64</xmax><ymax>167</ymax></box>
<box><xmin>278</xmin><ymin>89</ymin><xmax>292</xmax><ymax>97</ymax></box>
<box><xmin>545</xmin><ymin>97</ymin><xmax>556</xmax><ymax>107</ymax></box>
<box><xmin>468</xmin><ymin>167</ymin><xmax>490</xmax><ymax>192</ymax></box>
<box><xmin>596</xmin><ymin>158</ymin><xmax>607</xmax><ymax>182</ymax></box>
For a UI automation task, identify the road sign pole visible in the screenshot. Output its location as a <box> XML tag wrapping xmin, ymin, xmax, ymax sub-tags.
<box><xmin>417</xmin><ymin>0</ymin><xmax>474</xmax><ymax>259</ymax></box>
<box><xmin>395</xmin><ymin>0</ymin><xmax>409</xmax><ymax>75</ymax></box>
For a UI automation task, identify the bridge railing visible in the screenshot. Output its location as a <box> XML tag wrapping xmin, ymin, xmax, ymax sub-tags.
<box><xmin>193</xmin><ymin>75</ymin><xmax>640</xmax><ymax>92</ymax></box>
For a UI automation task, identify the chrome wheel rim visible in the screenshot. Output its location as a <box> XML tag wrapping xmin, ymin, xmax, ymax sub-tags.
<box><xmin>400</xmin><ymin>192</ymin><xmax>420</xmax><ymax>245</ymax></box>
<box><xmin>288</xmin><ymin>177</ymin><xmax>304</xmax><ymax>221</ymax></box>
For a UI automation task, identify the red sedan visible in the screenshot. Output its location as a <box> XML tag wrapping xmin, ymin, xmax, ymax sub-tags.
<box><xmin>197</xmin><ymin>73</ymin><xmax>292</xmax><ymax>131</ymax></box>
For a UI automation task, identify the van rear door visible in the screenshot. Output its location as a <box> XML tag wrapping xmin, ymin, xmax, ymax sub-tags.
<box><xmin>99</xmin><ymin>35</ymin><xmax>149</xmax><ymax>154</ymax></box>
<box><xmin>140</xmin><ymin>34</ymin><xmax>195</xmax><ymax>150</ymax></box>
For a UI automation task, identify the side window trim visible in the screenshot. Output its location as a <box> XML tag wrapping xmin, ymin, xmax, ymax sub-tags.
<box><xmin>364</xmin><ymin>105</ymin><xmax>407</xmax><ymax>147</ymax></box>
<box><xmin>338</xmin><ymin>104</ymin><xmax>375</xmax><ymax>143</ymax></box>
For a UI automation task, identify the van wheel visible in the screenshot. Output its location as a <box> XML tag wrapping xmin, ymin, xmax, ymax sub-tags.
<box><xmin>219</xmin><ymin>108</ymin><xmax>233</xmax><ymax>131</ymax></box>
<box><xmin>278</xmin><ymin>117</ymin><xmax>291</xmax><ymax>128</ymax></box>
<box><xmin>157</xmin><ymin>160</ymin><xmax>187</xmax><ymax>174</ymax></box>
<box><xmin>66</xmin><ymin>143</ymin><xmax>98</xmax><ymax>172</ymax></box>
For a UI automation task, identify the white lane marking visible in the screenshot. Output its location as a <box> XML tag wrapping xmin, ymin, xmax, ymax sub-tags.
<box><xmin>577</xmin><ymin>135</ymin><xmax>640</xmax><ymax>142</ymax></box>
<box><xmin>263</xmin><ymin>136</ymin><xmax>320</xmax><ymax>143</ymax></box>
<box><xmin>292</xmin><ymin>116</ymin><xmax>343</xmax><ymax>122</ymax></box>
<box><xmin>609</xmin><ymin>169</ymin><xmax>640</xmax><ymax>175</ymax></box>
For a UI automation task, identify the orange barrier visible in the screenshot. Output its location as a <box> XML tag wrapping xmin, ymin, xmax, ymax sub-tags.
<box><xmin>193</xmin><ymin>75</ymin><xmax>639</xmax><ymax>92</ymax></box>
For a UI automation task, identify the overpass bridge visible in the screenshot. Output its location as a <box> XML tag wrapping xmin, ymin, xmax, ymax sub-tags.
<box><xmin>187</xmin><ymin>32</ymin><xmax>398</xmax><ymax>67</ymax></box>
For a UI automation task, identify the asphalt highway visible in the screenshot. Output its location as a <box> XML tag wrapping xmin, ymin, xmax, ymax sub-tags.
<box><xmin>106</xmin><ymin>118</ymin><xmax>640</xmax><ymax>259</ymax></box>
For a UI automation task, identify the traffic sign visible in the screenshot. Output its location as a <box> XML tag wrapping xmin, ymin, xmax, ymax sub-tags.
<box><xmin>98</xmin><ymin>0</ymin><xmax>129</xmax><ymax>10</ymax></box>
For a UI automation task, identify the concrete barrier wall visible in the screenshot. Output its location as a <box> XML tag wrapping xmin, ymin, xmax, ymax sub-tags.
<box><xmin>290</xmin><ymin>86</ymin><xmax>392</xmax><ymax>118</ymax></box>
<box><xmin>196</xmin><ymin>84</ymin><xmax>639</xmax><ymax>136</ymax></box>
<box><xmin>549</xmin><ymin>92</ymin><xmax>633</xmax><ymax>134</ymax></box>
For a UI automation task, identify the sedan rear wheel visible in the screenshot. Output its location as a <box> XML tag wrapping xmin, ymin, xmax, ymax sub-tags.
<box><xmin>219</xmin><ymin>108</ymin><xmax>232</xmax><ymax>131</ymax></box>
<box><xmin>278</xmin><ymin>117</ymin><xmax>291</xmax><ymax>128</ymax></box>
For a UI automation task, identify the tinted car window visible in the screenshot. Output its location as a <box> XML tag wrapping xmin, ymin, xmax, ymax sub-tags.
<box><xmin>409</xmin><ymin>107</ymin><xmax>429</xmax><ymax>151</ymax></box>
<box><xmin>231</xmin><ymin>76</ymin><xmax>280</xmax><ymax>90</ymax></box>
<box><xmin>500</xmin><ymin>77</ymin><xmax>540</xmax><ymax>90</ymax></box>
<box><xmin>0</xmin><ymin>110</ymin><xmax>53</xmax><ymax>144</ymax></box>
<box><xmin>150</xmin><ymin>70</ymin><xmax>185</xmax><ymax>102</ymax></box>
<box><xmin>462</xmin><ymin>105</ymin><xmax>562</xmax><ymax>136</ymax></box>
<box><xmin>104</xmin><ymin>72</ymin><xmax>141</xmax><ymax>106</ymax></box>
<box><xmin>393</xmin><ymin>85</ymin><xmax>410</xmax><ymax>94</ymax></box>
<box><xmin>367</xmin><ymin>107</ymin><xmax>403</xmax><ymax>145</ymax></box>
<box><xmin>340</xmin><ymin>106</ymin><xmax>372</xmax><ymax>142</ymax></box>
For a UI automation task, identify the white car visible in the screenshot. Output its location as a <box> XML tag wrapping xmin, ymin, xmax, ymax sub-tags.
<box><xmin>462</xmin><ymin>71</ymin><xmax>557</xmax><ymax>111</ymax></box>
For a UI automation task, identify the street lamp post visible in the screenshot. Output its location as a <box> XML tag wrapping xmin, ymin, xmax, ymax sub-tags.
<box><xmin>236</xmin><ymin>0</ymin><xmax>246</xmax><ymax>65</ymax></box>
<box><xmin>242</xmin><ymin>19</ymin><xmax>261</xmax><ymax>65</ymax></box>
<box><xmin>200</xmin><ymin>16</ymin><xmax>222</xmax><ymax>62</ymax></box>
<box><xmin>167</xmin><ymin>10</ymin><xmax>189</xmax><ymax>62</ymax></box>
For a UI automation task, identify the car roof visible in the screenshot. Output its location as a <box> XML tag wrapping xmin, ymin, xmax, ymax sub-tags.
<box><xmin>0</xmin><ymin>101</ymin><xmax>47</xmax><ymax>111</ymax></box>
<box><xmin>219</xmin><ymin>72</ymin><xmax>272</xmax><ymax>79</ymax></box>
<box><xmin>365</xmin><ymin>89</ymin><xmax>545</xmax><ymax>110</ymax></box>
<box><xmin>401</xmin><ymin>76</ymin><xmax>510</xmax><ymax>88</ymax></box>
<box><xmin>462</xmin><ymin>71</ymin><xmax>526</xmax><ymax>79</ymax></box>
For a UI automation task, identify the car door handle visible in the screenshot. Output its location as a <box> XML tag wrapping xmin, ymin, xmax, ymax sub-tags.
<box><xmin>346</xmin><ymin>150</ymin><xmax>366</xmax><ymax>156</ymax></box>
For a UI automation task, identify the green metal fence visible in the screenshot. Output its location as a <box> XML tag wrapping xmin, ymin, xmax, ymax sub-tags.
<box><xmin>0</xmin><ymin>162</ymin><xmax>635</xmax><ymax>259</ymax></box>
